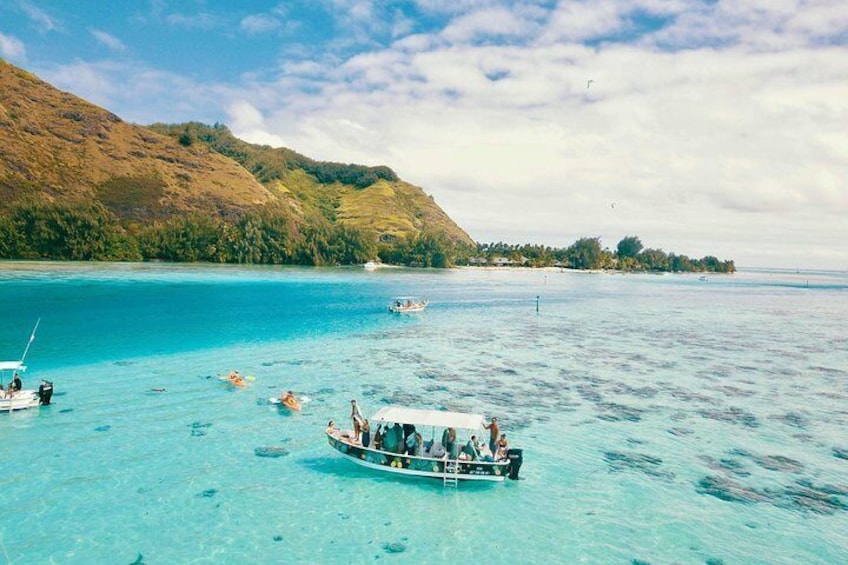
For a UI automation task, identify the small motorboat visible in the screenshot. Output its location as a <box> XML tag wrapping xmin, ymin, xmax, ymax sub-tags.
<box><xmin>388</xmin><ymin>297</ymin><xmax>428</xmax><ymax>313</ymax></box>
<box><xmin>1</xmin><ymin>321</ymin><xmax>53</xmax><ymax>413</ymax></box>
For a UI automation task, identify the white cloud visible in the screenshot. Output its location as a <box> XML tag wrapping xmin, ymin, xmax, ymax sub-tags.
<box><xmin>228</xmin><ymin>100</ymin><xmax>265</xmax><ymax>130</ymax></box>
<box><xmin>232</xmin><ymin>4</ymin><xmax>847</xmax><ymax>268</ymax></box>
<box><xmin>20</xmin><ymin>2</ymin><xmax>58</xmax><ymax>32</ymax></box>
<box><xmin>90</xmin><ymin>29</ymin><xmax>126</xmax><ymax>52</ymax></box>
<box><xmin>165</xmin><ymin>12</ymin><xmax>222</xmax><ymax>30</ymax></box>
<box><xmin>240</xmin><ymin>14</ymin><xmax>280</xmax><ymax>34</ymax></box>
<box><xmin>0</xmin><ymin>31</ymin><xmax>26</xmax><ymax>61</ymax></box>
<box><xmin>30</xmin><ymin>0</ymin><xmax>848</xmax><ymax>269</ymax></box>
<box><xmin>441</xmin><ymin>6</ymin><xmax>539</xmax><ymax>43</ymax></box>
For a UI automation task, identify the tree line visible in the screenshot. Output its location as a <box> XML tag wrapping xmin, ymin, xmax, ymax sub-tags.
<box><xmin>467</xmin><ymin>236</ymin><xmax>735</xmax><ymax>272</ymax></box>
<box><xmin>0</xmin><ymin>201</ymin><xmax>461</xmax><ymax>267</ymax></box>
<box><xmin>0</xmin><ymin>203</ymin><xmax>734</xmax><ymax>272</ymax></box>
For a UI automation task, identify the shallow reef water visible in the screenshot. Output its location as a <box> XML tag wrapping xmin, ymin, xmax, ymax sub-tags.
<box><xmin>0</xmin><ymin>263</ymin><xmax>846</xmax><ymax>563</ymax></box>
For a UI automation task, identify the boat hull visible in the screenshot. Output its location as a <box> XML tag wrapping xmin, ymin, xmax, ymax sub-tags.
<box><xmin>327</xmin><ymin>432</ymin><xmax>507</xmax><ymax>482</ymax></box>
<box><xmin>0</xmin><ymin>389</ymin><xmax>40</xmax><ymax>412</ymax></box>
<box><xmin>388</xmin><ymin>304</ymin><xmax>427</xmax><ymax>313</ymax></box>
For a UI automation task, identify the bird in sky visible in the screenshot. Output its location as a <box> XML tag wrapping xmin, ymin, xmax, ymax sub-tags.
<box><xmin>587</xmin><ymin>79</ymin><xmax>594</xmax><ymax>89</ymax></box>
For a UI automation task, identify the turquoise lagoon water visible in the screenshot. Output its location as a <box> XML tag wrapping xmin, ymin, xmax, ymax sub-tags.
<box><xmin>1</xmin><ymin>262</ymin><xmax>846</xmax><ymax>564</ymax></box>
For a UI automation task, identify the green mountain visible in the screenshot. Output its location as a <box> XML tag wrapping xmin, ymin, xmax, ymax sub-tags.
<box><xmin>0</xmin><ymin>58</ymin><xmax>472</xmax><ymax>265</ymax></box>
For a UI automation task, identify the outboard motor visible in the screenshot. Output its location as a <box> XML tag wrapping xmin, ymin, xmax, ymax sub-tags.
<box><xmin>506</xmin><ymin>448</ymin><xmax>523</xmax><ymax>480</ymax></box>
<box><xmin>38</xmin><ymin>380</ymin><xmax>53</xmax><ymax>405</ymax></box>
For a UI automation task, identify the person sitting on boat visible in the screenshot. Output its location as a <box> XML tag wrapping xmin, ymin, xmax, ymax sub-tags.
<box><xmin>413</xmin><ymin>432</ymin><xmax>423</xmax><ymax>457</ymax></box>
<box><xmin>383</xmin><ymin>424</ymin><xmax>398</xmax><ymax>452</ymax></box>
<box><xmin>326</xmin><ymin>420</ymin><xmax>338</xmax><ymax>434</ymax></box>
<box><xmin>463</xmin><ymin>435</ymin><xmax>481</xmax><ymax>461</ymax></box>
<box><xmin>228</xmin><ymin>370</ymin><xmax>245</xmax><ymax>387</ymax></box>
<box><xmin>440</xmin><ymin>427</ymin><xmax>457</xmax><ymax>459</ymax></box>
<box><xmin>281</xmin><ymin>390</ymin><xmax>298</xmax><ymax>407</ymax></box>
<box><xmin>391</xmin><ymin>423</ymin><xmax>404</xmax><ymax>454</ymax></box>
<box><xmin>495</xmin><ymin>434</ymin><xmax>509</xmax><ymax>461</ymax></box>
<box><xmin>9</xmin><ymin>372</ymin><xmax>22</xmax><ymax>395</ymax></box>
<box><xmin>405</xmin><ymin>428</ymin><xmax>419</xmax><ymax>455</ymax></box>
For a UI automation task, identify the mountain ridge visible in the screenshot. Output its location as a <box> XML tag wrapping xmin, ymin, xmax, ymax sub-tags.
<box><xmin>0</xmin><ymin>58</ymin><xmax>472</xmax><ymax>264</ymax></box>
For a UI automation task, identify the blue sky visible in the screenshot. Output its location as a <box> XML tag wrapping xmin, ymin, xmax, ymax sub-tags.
<box><xmin>2</xmin><ymin>1</ymin><xmax>847</xmax><ymax>269</ymax></box>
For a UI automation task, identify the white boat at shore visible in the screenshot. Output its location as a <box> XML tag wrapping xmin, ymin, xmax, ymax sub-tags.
<box><xmin>326</xmin><ymin>406</ymin><xmax>523</xmax><ymax>484</ymax></box>
<box><xmin>388</xmin><ymin>297</ymin><xmax>428</xmax><ymax>313</ymax></box>
<box><xmin>363</xmin><ymin>261</ymin><xmax>379</xmax><ymax>271</ymax></box>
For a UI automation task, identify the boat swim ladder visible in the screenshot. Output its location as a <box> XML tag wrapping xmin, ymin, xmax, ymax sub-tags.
<box><xmin>443</xmin><ymin>457</ymin><xmax>459</xmax><ymax>488</ymax></box>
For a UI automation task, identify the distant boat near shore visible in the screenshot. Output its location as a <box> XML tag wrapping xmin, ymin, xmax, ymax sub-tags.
<box><xmin>388</xmin><ymin>297</ymin><xmax>428</xmax><ymax>313</ymax></box>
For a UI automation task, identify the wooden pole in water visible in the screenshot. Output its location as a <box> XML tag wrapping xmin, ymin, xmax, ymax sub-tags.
<box><xmin>536</xmin><ymin>295</ymin><xmax>540</xmax><ymax>313</ymax></box>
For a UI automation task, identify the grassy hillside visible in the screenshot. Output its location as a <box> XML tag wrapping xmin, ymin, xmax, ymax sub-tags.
<box><xmin>0</xmin><ymin>59</ymin><xmax>276</xmax><ymax>221</ymax></box>
<box><xmin>148</xmin><ymin>122</ymin><xmax>473</xmax><ymax>245</ymax></box>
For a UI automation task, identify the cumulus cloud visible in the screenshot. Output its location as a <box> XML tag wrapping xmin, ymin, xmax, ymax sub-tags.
<box><xmin>32</xmin><ymin>0</ymin><xmax>848</xmax><ymax>268</ymax></box>
<box><xmin>90</xmin><ymin>29</ymin><xmax>126</xmax><ymax>51</ymax></box>
<box><xmin>232</xmin><ymin>1</ymin><xmax>848</xmax><ymax>267</ymax></box>
<box><xmin>0</xmin><ymin>31</ymin><xmax>26</xmax><ymax>61</ymax></box>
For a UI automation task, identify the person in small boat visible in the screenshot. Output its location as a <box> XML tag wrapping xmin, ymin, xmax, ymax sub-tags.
<box><xmin>326</xmin><ymin>420</ymin><xmax>338</xmax><ymax>434</ymax></box>
<box><xmin>10</xmin><ymin>372</ymin><xmax>22</xmax><ymax>393</ymax></box>
<box><xmin>484</xmin><ymin>417</ymin><xmax>499</xmax><ymax>455</ymax></box>
<box><xmin>228</xmin><ymin>370</ymin><xmax>245</xmax><ymax>387</ymax></box>
<box><xmin>280</xmin><ymin>390</ymin><xmax>299</xmax><ymax>408</ymax></box>
<box><xmin>361</xmin><ymin>419</ymin><xmax>371</xmax><ymax>448</ymax></box>
<box><xmin>350</xmin><ymin>399</ymin><xmax>364</xmax><ymax>441</ymax></box>
<box><xmin>496</xmin><ymin>433</ymin><xmax>509</xmax><ymax>461</ymax></box>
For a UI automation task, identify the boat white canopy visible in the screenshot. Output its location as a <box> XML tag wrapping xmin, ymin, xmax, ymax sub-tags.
<box><xmin>0</xmin><ymin>361</ymin><xmax>25</xmax><ymax>372</ymax></box>
<box><xmin>370</xmin><ymin>406</ymin><xmax>487</xmax><ymax>430</ymax></box>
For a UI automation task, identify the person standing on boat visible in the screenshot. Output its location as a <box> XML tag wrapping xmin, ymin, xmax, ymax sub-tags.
<box><xmin>361</xmin><ymin>419</ymin><xmax>371</xmax><ymax>448</ymax></box>
<box><xmin>350</xmin><ymin>399</ymin><xmax>364</xmax><ymax>442</ymax></box>
<box><xmin>484</xmin><ymin>417</ymin><xmax>499</xmax><ymax>455</ymax></box>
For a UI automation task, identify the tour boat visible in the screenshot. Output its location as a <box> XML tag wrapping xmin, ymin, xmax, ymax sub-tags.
<box><xmin>388</xmin><ymin>297</ymin><xmax>428</xmax><ymax>313</ymax></box>
<box><xmin>325</xmin><ymin>405</ymin><xmax>523</xmax><ymax>484</ymax></box>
